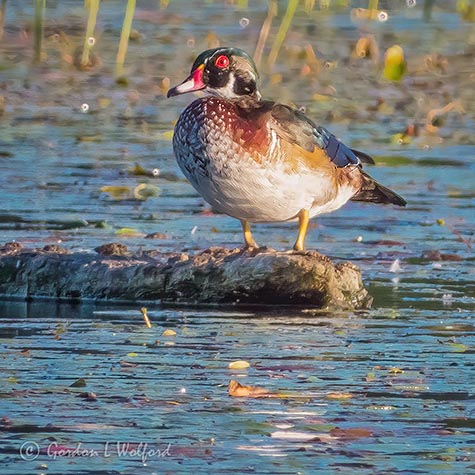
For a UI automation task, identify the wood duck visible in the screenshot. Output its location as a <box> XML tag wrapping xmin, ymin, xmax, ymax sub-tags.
<box><xmin>168</xmin><ymin>47</ymin><xmax>406</xmax><ymax>251</ymax></box>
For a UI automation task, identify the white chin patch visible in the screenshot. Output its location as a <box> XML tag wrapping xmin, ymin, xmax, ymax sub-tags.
<box><xmin>210</xmin><ymin>71</ymin><xmax>259</xmax><ymax>100</ymax></box>
<box><xmin>213</xmin><ymin>75</ymin><xmax>238</xmax><ymax>99</ymax></box>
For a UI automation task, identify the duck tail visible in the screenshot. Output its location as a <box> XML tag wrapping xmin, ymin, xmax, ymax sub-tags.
<box><xmin>351</xmin><ymin>148</ymin><xmax>375</xmax><ymax>165</ymax></box>
<box><xmin>351</xmin><ymin>172</ymin><xmax>407</xmax><ymax>206</ymax></box>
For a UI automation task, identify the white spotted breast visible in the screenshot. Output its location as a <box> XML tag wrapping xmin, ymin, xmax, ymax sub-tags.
<box><xmin>172</xmin><ymin>97</ymin><xmax>355</xmax><ymax>222</ymax></box>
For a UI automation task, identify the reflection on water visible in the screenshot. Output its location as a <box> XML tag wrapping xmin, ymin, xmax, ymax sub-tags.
<box><xmin>1</xmin><ymin>300</ymin><xmax>474</xmax><ymax>474</ymax></box>
<box><xmin>1</xmin><ymin>1</ymin><xmax>475</xmax><ymax>473</ymax></box>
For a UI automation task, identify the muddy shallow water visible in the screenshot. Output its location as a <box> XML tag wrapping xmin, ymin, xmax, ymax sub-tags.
<box><xmin>1</xmin><ymin>1</ymin><xmax>474</xmax><ymax>473</ymax></box>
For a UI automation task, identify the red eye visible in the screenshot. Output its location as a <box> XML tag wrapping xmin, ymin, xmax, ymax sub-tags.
<box><xmin>215</xmin><ymin>55</ymin><xmax>229</xmax><ymax>69</ymax></box>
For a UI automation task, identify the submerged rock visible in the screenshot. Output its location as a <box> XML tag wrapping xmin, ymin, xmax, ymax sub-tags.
<box><xmin>0</xmin><ymin>243</ymin><xmax>372</xmax><ymax>309</ymax></box>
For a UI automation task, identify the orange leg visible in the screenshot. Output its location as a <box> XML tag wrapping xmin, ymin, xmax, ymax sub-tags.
<box><xmin>240</xmin><ymin>220</ymin><xmax>258</xmax><ymax>249</ymax></box>
<box><xmin>293</xmin><ymin>209</ymin><xmax>310</xmax><ymax>251</ymax></box>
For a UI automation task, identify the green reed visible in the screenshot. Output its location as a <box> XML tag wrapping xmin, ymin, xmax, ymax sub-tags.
<box><xmin>81</xmin><ymin>0</ymin><xmax>100</xmax><ymax>68</ymax></box>
<box><xmin>253</xmin><ymin>0</ymin><xmax>277</xmax><ymax>68</ymax></box>
<box><xmin>267</xmin><ymin>0</ymin><xmax>299</xmax><ymax>68</ymax></box>
<box><xmin>33</xmin><ymin>0</ymin><xmax>45</xmax><ymax>63</ymax></box>
<box><xmin>115</xmin><ymin>0</ymin><xmax>136</xmax><ymax>78</ymax></box>
<box><xmin>0</xmin><ymin>0</ymin><xmax>7</xmax><ymax>41</ymax></box>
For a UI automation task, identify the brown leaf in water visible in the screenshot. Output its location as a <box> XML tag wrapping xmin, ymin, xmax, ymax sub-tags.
<box><xmin>422</xmin><ymin>250</ymin><xmax>462</xmax><ymax>261</ymax></box>
<box><xmin>119</xmin><ymin>360</ymin><xmax>138</xmax><ymax>368</ymax></box>
<box><xmin>330</xmin><ymin>427</ymin><xmax>373</xmax><ymax>440</ymax></box>
<box><xmin>228</xmin><ymin>380</ymin><xmax>269</xmax><ymax>398</ymax></box>
<box><xmin>326</xmin><ymin>392</ymin><xmax>353</xmax><ymax>399</ymax></box>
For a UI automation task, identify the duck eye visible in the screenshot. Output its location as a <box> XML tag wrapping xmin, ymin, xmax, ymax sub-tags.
<box><xmin>214</xmin><ymin>55</ymin><xmax>229</xmax><ymax>69</ymax></box>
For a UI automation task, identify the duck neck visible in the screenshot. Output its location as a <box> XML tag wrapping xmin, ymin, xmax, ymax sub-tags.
<box><xmin>232</xmin><ymin>92</ymin><xmax>262</xmax><ymax>109</ymax></box>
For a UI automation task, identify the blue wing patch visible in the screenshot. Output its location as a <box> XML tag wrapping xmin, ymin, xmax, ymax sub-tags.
<box><xmin>313</xmin><ymin>127</ymin><xmax>360</xmax><ymax>167</ymax></box>
<box><xmin>268</xmin><ymin>103</ymin><xmax>375</xmax><ymax>168</ymax></box>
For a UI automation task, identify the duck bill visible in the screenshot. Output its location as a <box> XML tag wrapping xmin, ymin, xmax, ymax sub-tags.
<box><xmin>167</xmin><ymin>64</ymin><xmax>205</xmax><ymax>97</ymax></box>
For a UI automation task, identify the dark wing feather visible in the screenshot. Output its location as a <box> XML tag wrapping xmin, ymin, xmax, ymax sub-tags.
<box><xmin>351</xmin><ymin>172</ymin><xmax>407</xmax><ymax>206</ymax></box>
<box><xmin>269</xmin><ymin>104</ymin><xmax>373</xmax><ymax>168</ymax></box>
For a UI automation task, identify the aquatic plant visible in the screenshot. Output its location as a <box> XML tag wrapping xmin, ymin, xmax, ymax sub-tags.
<box><xmin>116</xmin><ymin>0</ymin><xmax>136</xmax><ymax>79</ymax></box>
<box><xmin>253</xmin><ymin>0</ymin><xmax>277</xmax><ymax>68</ymax></box>
<box><xmin>81</xmin><ymin>0</ymin><xmax>100</xmax><ymax>68</ymax></box>
<box><xmin>33</xmin><ymin>0</ymin><xmax>45</xmax><ymax>63</ymax></box>
<box><xmin>0</xmin><ymin>0</ymin><xmax>6</xmax><ymax>41</ymax></box>
<box><xmin>267</xmin><ymin>0</ymin><xmax>299</xmax><ymax>68</ymax></box>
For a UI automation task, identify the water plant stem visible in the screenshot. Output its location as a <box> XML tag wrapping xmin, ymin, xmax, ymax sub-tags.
<box><xmin>0</xmin><ymin>0</ymin><xmax>7</xmax><ymax>41</ymax></box>
<box><xmin>267</xmin><ymin>0</ymin><xmax>299</xmax><ymax>69</ymax></box>
<box><xmin>368</xmin><ymin>0</ymin><xmax>379</xmax><ymax>11</ymax></box>
<box><xmin>116</xmin><ymin>0</ymin><xmax>136</xmax><ymax>78</ymax></box>
<box><xmin>81</xmin><ymin>0</ymin><xmax>100</xmax><ymax>68</ymax></box>
<box><xmin>33</xmin><ymin>0</ymin><xmax>45</xmax><ymax>63</ymax></box>
<box><xmin>253</xmin><ymin>0</ymin><xmax>277</xmax><ymax>68</ymax></box>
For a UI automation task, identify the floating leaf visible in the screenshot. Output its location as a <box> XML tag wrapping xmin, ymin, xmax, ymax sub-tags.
<box><xmin>128</xmin><ymin>163</ymin><xmax>154</xmax><ymax>177</ymax></box>
<box><xmin>365</xmin><ymin>372</ymin><xmax>376</xmax><ymax>382</ymax></box>
<box><xmin>228</xmin><ymin>360</ymin><xmax>250</xmax><ymax>370</ymax></box>
<box><xmin>70</xmin><ymin>378</ymin><xmax>87</xmax><ymax>388</ymax></box>
<box><xmin>391</xmin><ymin>133</ymin><xmax>411</xmax><ymax>145</ymax></box>
<box><xmin>383</xmin><ymin>45</ymin><xmax>406</xmax><ymax>81</ymax></box>
<box><xmin>389</xmin><ymin>367</ymin><xmax>404</xmax><ymax>374</ymax></box>
<box><xmin>162</xmin><ymin>329</ymin><xmax>177</xmax><ymax>337</ymax></box>
<box><xmin>100</xmin><ymin>185</ymin><xmax>132</xmax><ymax>199</ymax></box>
<box><xmin>115</xmin><ymin>228</ymin><xmax>144</xmax><ymax>237</ymax></box>
<box><xmin>127</xmin><ymin>352</ymin><xmax>138</xmax><ymax>357</ymax></box>
<box><xmin>76</xmin><ymin>134</ymin><xmax>103</xmax><ymax>142</ymax></box>
<box><xmin>133</xmin><ymin>183</ymin><xmax>160</xmax><ymax>200</ymax></box>
<box><xmin>228</xmin><ymin>380</ymin><xmax>269</xmax><ymax>397</ymax></box>
<box><xmin>449</xmin><ymin>343</ymin><xmax>467</xmax><ymax>353</ymax></box>
<box><xmin>326</xmin><ymin>392</ymin><xmax>353</xmax><ymax>399</ymax></box>
<box><xmin>330</xmin><ymin>427</ymin><xmax>373</xmax><ymax>439</ymax></box>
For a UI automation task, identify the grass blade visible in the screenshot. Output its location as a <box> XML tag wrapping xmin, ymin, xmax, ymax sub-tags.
<box><xmin>116</xmin><ymin>0</ymin><xmax>136</xmax><ymax>78</ymax></box>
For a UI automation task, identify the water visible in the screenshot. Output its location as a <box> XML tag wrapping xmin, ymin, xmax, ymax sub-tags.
<box><xmin>1</xmin><ymin>301</ymin><xmax>474</xmax><ymax>474</ymax></box>
<box><xmin>1</xmin><ymin>1</ymin><xmax>474</xmax><ymax>474</ymax></box>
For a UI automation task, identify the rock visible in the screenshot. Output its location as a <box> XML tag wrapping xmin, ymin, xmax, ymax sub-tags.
<box><xmin>0</xmin><ymin>244</ymin><xmax>372</xmax><ymax>309</ymax></box>
<box><xmin>95</xmin><ymin>242</ymin><xmax>130</xmax><ymax>256</ymax></box>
